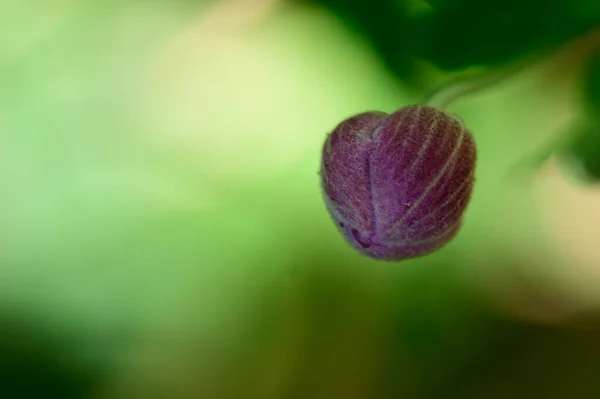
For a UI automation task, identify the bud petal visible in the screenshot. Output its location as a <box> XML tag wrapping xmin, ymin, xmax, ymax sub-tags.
<box><xmin>321</xmin><ymin>105</ymin><xmax>476</xmax><ymax>261</ymax></box>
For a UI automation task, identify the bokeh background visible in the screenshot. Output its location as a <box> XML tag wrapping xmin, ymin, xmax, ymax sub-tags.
<box><xmin>3</xmin><ymin>0</ymin><xmax>600</xmax><ymax>398</ymax></box>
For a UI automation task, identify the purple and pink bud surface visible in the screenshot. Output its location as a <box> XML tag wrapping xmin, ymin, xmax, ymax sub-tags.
<box><xmin>321</xmin><ymin>105</ymin><xmax>476</xmax><ymax>261</ymax></box>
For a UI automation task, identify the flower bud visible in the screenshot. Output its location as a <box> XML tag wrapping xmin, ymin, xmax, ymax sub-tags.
<box><xmin>321</xmin><ymin>105</ymin><xmax>476</xmax><ymax>261</ymax></box>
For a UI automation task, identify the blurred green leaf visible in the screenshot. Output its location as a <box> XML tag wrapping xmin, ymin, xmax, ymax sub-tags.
<box><xmin>409</xmin><ymin>0</ymin><xmax>598</xmax><ymax>70</ymax></box>
<box><xmin>311</xmin><ymin>0</ymin><xmax>600</xmax><ymax>75</ymax></box>
<box><xmin>563</xmin><ymin>121</ymin><xmax>600</xmax><ymax>182</ymax></box>
<box><xmin>560</xmin><ymin>49</ymin><xmax>600</xmax><ymax>182</ymax></box>
<box><xmin>583</xmin><ymin>47</ymin><xmax>600</xmax><ymax>113</ymax></box>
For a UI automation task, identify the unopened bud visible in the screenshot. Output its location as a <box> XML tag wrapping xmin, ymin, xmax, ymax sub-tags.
<box><xmin>321</xmin><ymin>105</ymin><xmax>476</xmax><ymax>261</ymax></box>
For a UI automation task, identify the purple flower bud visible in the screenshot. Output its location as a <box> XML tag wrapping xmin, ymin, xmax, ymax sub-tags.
<box><xmin>321</xmin><ymin>105</ymin><xmax>476</xmax><ymax>261</ymax></box>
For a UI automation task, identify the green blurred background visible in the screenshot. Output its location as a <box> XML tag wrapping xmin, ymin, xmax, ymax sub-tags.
<box><xmin>2</xmin><ymin>0</ymin><xmax>600</xmax><ymax>398</ymax></box>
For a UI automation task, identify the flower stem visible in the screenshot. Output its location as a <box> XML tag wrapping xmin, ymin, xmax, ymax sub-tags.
<box><xmin>423</xmin><ymin>60</ymin><xmax>534</xmax><ymax>110</ymax></box>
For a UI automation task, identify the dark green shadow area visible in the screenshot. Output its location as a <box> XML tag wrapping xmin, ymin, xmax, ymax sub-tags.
<box><xmin>306</xmin><ymin>0</ymin><xmax>600</xmax><ymax>77</ymax></box>
<box><xmin>0</xmin><ymin>315</ymin><xmax>105</xmax><ymax>399</ymax></box>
